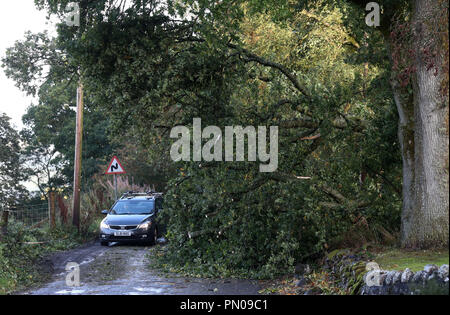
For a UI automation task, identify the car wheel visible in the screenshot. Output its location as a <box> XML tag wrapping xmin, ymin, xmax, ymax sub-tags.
<box><xmin>100</xmin><ymin>241</ymin><xmax>109</xmax><ymax>246</ymax></box>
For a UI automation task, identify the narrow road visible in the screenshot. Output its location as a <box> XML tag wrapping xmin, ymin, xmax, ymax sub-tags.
<box><xmin>23</xmin><ymin>241</ymin><xmax>262</xmax><ymax>295</ymax></box>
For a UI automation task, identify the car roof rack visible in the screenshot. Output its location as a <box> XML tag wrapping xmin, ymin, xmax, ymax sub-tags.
<box><xmin>120</xmin><ymin>191</ymin><xmax>163</xmax><ymax>199</ymax></box>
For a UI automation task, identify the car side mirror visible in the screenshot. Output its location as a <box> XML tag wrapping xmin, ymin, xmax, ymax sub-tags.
<box><xmin>101</xmin><ymin>210</ymin><xmax>108</xmax><ymax>215</ymax></box>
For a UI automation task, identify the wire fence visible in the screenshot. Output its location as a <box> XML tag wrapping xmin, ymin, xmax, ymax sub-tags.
<box><xmin>3</xmin><ymin>202</ymin><xmax>49</xmax><ymax>228</ymax></box>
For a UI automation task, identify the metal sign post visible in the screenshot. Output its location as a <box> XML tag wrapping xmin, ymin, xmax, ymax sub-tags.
<box><xmin>114</xmin><ymin>174</ymin><xmax>118</xmax><ymax>201</ymax></box>
<box><xmin>105</xmin><ymin>156</ymin><xmax>126</xmax><ymax>200</ymax></box>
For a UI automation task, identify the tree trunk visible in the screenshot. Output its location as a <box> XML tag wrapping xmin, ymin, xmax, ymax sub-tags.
<box><xmin>401</xmin><ymin>0</ymin><xmax>449</xmax><ymax>248</ymax></box>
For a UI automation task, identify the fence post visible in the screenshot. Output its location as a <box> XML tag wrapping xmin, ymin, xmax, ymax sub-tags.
<box><xmin>57</xmin><ymin>194</ymin><xmax>68</xmax><ymax>225</ymax></box>
<box><xmin>1</xmin><ymin>209</ymin><xmax>9</xmax><ymax>238</ymax></box>
<box><xmin>48</xmin><ymin>191</ymin><xmax>56</xmax><ymax>229</ymax></box>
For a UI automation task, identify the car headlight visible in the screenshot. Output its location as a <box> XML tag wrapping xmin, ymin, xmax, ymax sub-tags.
<box><xmin>100</xmin><ymin>220</ymin><xmax>110</xmax><ymax>229</ymax></box>
<box><xmin>137</xmin><ymin>221</ymin><xmax>151</xmax><ymax>230</ymax></box>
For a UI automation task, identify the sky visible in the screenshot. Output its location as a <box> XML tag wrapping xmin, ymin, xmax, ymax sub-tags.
<box><xmin>0</xmin><ymin>1</ymin><xmax>57</xmax><ymax>130</ymax></box>
<box><xmin>0</xmin><ymin>1</ymin><xmax>59</xmax><ymax>191</ymax></box>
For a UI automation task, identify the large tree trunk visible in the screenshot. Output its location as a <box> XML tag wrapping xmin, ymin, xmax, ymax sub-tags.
<box><xmin>401</xmin><ymin>0</ymin><xmax>449</xmax><ymax>248</ymax></box>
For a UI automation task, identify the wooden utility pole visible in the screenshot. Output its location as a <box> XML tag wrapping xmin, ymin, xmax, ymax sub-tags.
<box><xmin>72</xmin><ymin>82</ymin><xmax>84</xmax><ymax>231</ymax></box>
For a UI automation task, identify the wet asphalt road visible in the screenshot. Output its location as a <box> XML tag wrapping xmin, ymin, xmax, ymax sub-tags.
<box><xmin>23</xmin><ymin>241</ymin><xmax>262</xmax><ymax>295</ymax></box>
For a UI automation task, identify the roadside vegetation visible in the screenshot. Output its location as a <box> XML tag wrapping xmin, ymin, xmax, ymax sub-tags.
<box><xmin>0</xmin><ymin>220</ymin><xmax>100</xmax><ymax>294</ymax></box>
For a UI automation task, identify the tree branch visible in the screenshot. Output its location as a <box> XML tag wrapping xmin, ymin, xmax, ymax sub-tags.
<box><xmin>227</xmin><ymin>43</ymin><xmax>311</xmax><ymax>98</ymax></box>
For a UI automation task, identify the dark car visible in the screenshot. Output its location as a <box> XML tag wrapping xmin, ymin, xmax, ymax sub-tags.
<box><xmin>99</xmin><ymin>191</ymin><xmax>163</xmax><ymax>246</ymax></box>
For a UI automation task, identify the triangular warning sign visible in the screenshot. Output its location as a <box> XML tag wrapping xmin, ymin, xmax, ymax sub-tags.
<box><xmin>105</xmin><ymin>156</ymin><xmax>126</xmax><ymax>174</ymax></box>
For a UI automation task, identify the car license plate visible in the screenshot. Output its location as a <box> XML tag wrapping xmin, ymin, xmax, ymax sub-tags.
<box><xmin>114</xmin><ymin>231</ymin><xmax>131</xmax><ymax>237</ymax></box>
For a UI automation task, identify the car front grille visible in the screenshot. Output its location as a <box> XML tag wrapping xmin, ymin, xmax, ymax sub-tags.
<box><xmin>110</xmin><ymin>225</ymin><xmax>137</xmax><ymax>230</ymax></box>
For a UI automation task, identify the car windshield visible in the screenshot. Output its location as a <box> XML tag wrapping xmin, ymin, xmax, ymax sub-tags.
<box><xmin>110</xmin><ymin>200</ymin><xmax>155</xmax><ymax>215</ymax></box>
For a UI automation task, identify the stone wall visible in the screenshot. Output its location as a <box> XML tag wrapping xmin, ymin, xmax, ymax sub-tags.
<box><xmin>360</xmin><ymin>264</ymin><xmax>449</xmax><ymax>295</ymax></box>
<box><xmin>324</xmin><ymin>249</ymin><xmax>449</xmax><ymax>295</ymax></box>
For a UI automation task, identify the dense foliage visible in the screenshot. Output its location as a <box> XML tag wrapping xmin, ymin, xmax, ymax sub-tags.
<box><xmin>156</xmin><ymin>2</ymin><xmax>402</xmax><ymax>277</ymax></box>
<box><xmin>20</xmin><ymin>81</ymin><xmax>116</xmax><ymax>192</ymax></box>
<box><xmin>0</xmin><ymin>113</ymin><xmax>27</xmax><ymax>208</ymax></box>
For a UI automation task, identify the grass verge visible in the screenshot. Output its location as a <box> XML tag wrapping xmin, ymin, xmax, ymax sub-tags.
<box><xmin>373</xmin><ymin>248</ymin><xmax>449</xmax><ymax>272</ymax></box>
<box><xmin>0</xmin><ymin>218</ymin><xmax>101</xmax><ymax>295</ymax></box>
